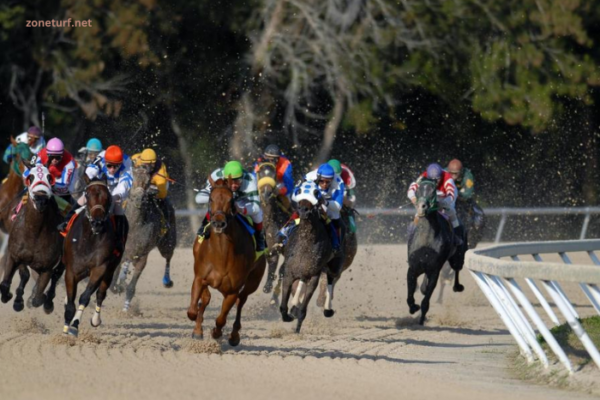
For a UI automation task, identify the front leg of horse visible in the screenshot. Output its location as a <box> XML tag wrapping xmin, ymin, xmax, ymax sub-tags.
<box><xmin>295</xmin><ymin>275</ymin><xmax>320</xmax><ymax>333</ymax></box>
<box><xmin>192</xmin><ymin>287</ymin><xmax>211</xmax><ymax>340</ymax></box>
<box><xmin>262</xmin><ymin>254</ymin><xmax>278</xmax><ymax>293</ymax></box>
<box><xmin>123</xmin><ymin>256</ymin><xmax>147</xmax><ymax>312</ymax></box>
<box><xmin>453</xmin><ymin>269</ymin><xmax>464</xmax><ymax>293</ymax></box>
<box><xmin>68</xmin><ymin>267</ymin><xmax>106</xmax><ymax>336</ymax></box>
<box><xmin>419</xmin><ymin>271</ymin><xmax>440</xmax><ymax>325</ymax></box>
<box><xmin>30</xmin><ymin>269</ymin><xmax>52</xmax><ymax>309</ymax></box>
<box><xmin>43</xmin><ymin>263</ymin><xmax>66</xmax><ymax>314</ymax></box>
<box><xmin>406</xmin><ymin>266</ymin><xmax>420</xmax><ymax>315</ymax></box>
<box><xmin>91</xmin><ymin>275</ymin><xmax>113</xmax><ymax>328</ymax></box>
<box><xmin>111</xmin><ymin>260</ymin><xmax>130</xmax><ymax>294</ymax></box>
<box><xmin>229</xmin><ymin>294</ymin><xmax>248</xmax><ymax>347</ymax></box>
<box><xmin>162</xmin><ymin>259</ymin><xmax>173</xmax><ymax>288</ymax></box>
<box><xmin>212</xmin><ymin>293</ymin><xmax>238</xmax><ymax>340</ymax></box>
<box><xmin>323</xmin><ymin>274</ymin><xmax>335</xmax><ymax>318</ymax></box>
<box><xmin>279</xmin><ymin>269</ymin><xmax>294</xmax><ymax>322</ymax></box>
<box><xmin>13</xmin><ymin>266</ymin><xmax>30</xmax><ymax>312</ymax></box>
<box><xmin>0</xmin><ymin>256</ymin><xmax>18</xmax><ymax>304</ymax></box>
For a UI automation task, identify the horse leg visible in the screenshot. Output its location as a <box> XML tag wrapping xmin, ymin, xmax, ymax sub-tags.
<box><xmin>26</xmin><ymin>270</ymin><xmax>39</xmax><ymax>308</ymax></box>
<box><xmin>316</xmin><ymin>273</ymin><xmax>327</xmax><ymax>307</ymax></box>
<box><xmin>158</xmin><ymin>226</ymin><xmax>176</xmax><ymax>288</ymax></box>
<box><xmin>0</xmin><ymin>255</ymin><xmax>18</xmax><ymax>303</ymax></box>
<box><xmin>279</xmin><ymin>265</ymin><xmax>294</xmax><ymax>322</ymax></box>
<box><xmin>30</xmin><ymin>269</ymin><xmax>52</xmax><ymax>308</ymax></box>
<box><xmin>91</xmin><ymin>274</ymin><xmax>113</xmax><ymax>328</ymax></box>
<box><xmin>212</xmin><ymin>293</ymin><xmax>238</xmax><ymax>340</ymax></box>
<box><xmin>230</xmin><ymin>258</ymin><xmax>265</xmax><ymax>346</ymax></box>
<box><xmin>323</xmin><ymin>273</ymin><xmax>336</xmax><ymax>318</ymax></box>
<box><xmin>111</xmin><ymin>260</ymin><xmax>130</xmax><ymax>294</ymax></box>
<box><xmin>295</xmin><ymin>274</ymin><xmax>320</xmax><ymax>334</ymax></box>
<box><xmin>407</xmin><ymin>266</ymin><xmax>421</xmax><ymax>315</ymax></box>
<box><xmin>263</xmin><ymin>253</ymin><xmax>278</xmax><ymax>293</ymax></box>
<box><xmin>43</xmin><ymin>262</ymin><xmax>65</xmax><ymax>314</ymax></box>
<box><xmin>123</xmin><ymin>255</ymin><xmax>148</xmax><ymax>312</ymax></box>
<box><xmin>452</xmin><ymin>269</ymin><xmax>464</xmax><ymax>292</ymax></box>
<box><xmin>191</xmin><ymin>286</ymin><xmax>210</xmax><ymax>340</ymax></box>
<box><xmin>270</xmin><ymin>263</ymin><xmax>284</xmax><ymax>307</ymax></box>
<box><xmin>68</xmin><ymin>265</ymin><xmax>106</xmax><ymax>337</ymax></box>
<box><xmin>187</xmin><ymin>275</ymin><xmax>203</xmax><ymax>322</ymax></box>
<box><xmin>63</xmin><ymin>266</ymin><xmax>78</xmax><ymax>334</ymax></box>
<box><xmin>419</xmin><ymin>270</ymin><xmax>441</xmax><ymax>325</ymax></box>
<box><xmin>13</xmin><ymin>265</ymin><xmax>30</xmax><ymax>312</ymax></box>
<box><xmin>162</xmin><ymin>258</ymin><xmax>173</xmax><ymax>288</ymax></box>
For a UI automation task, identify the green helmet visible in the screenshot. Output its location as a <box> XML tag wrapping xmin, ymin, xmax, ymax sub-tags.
<box><xmin>327</xmin><ymin>159</ymin><xmax>342</xmax><ymax>175</ymax></box>
<box><xmin>223</xmin><ymin>160</ymin><xmax>244</xmax><ymax>179</ymax></box>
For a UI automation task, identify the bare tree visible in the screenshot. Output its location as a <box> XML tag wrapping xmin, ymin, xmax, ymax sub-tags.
<box><xmin>231</xmin><ymin>0</ymin><xmax>437</xmax><ymax>163</ymax></box>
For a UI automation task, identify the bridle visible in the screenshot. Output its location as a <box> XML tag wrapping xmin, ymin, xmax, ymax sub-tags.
<box><xmin>85</xmin><ymin>180</ymin><xmax>112</xmax><ymax>234</ymax></box>
<box><xmin>208</xmin><ymin>184</ymin><xmax>237</xmax><ymax>234</ymax></box>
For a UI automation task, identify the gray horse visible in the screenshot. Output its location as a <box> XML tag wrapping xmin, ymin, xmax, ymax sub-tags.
<box><xmin>407</xmin><ymin>179</ymin><xmax>465</xmax><ymax>325</ymax></box>
<box><xmin>111</xmin><ymin>164</ymin><xmax>176</xmax><ymax>311</ymax></box>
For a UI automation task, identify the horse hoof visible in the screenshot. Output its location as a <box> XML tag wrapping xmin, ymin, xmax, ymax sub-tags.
<box><xmin>263</xmin><ymin>283</ymin><xmax>273</xmax><ymax>294</ymax></box>
<box><xmin>228</xmin><ymin>334</ymin><xmax>240</xmax><ymax>347</ymax></box>
<box><xmin>13</xmin><ymin>300</ymin><xmax>24</xmax><ymax>312</ymax></box>
<box><xmin>281</xmin><ymin>313</ymin><xmax>294</xmax><ymax>323</ymax></box>
<box><xmin>44</xmin><ymin>303</ymin><xmax>54</xmax><ymax>315</ymax></box>
<box><xmin>409</xmin><ymin>304</ymin><xmax>420</xmax><ymax>314</ymax></box>
<box><xmin>323</xmin><ymin>309</ymin><xmax>335</xmax><ymax>318</ymax></box>
<box><xmin>67</xmin><ymin>326</ymin><xmax>79</xmax><ymax>337</ymax></box>
<box><xmin>1</xmin><ymin>292</ymin><xmax>12</xmax><ymax>304</ymax></box>
<box><xmin>419</xmin><ymin>317</ymin><xmax>426</xmax><ymax>326</ymax></box>
<box><xmin>192</xmin><ymin>332</ymin><xmax>203</xmax><ymax>340</ymax></box>
<box><xmin>211</xmin><ymin>328</ymin><xmax>223</xmax><ymax>340</ymax></box>
<box><xmin>453</xmin><ymin>284</ymin><xmax>465</xmax><ymax>293</ymax></box>
<box><xmin>26</xmin><ymin>297</ymin><xmax>34</xmax><ymax>308</ymax></box>
<box><xmin>162</xmin><ymin>278</ymin><xmax>173</xmax><ymax>288</ymax></box>
<box><xmin>32</xmin><ymin>294</ymin><xmax>46</xmax><ymax>308</ymax></box>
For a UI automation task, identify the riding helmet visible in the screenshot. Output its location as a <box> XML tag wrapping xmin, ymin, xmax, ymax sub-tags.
<box><xmin>317</xmin><ymin>163</ymin><xmax>335</xmax><ymax>179</ymax></box>
<box><xmin>86</xmin><ymin>138</ymin><xmax>103</xmax><ymax>152</ymax></box>
<box><xmin>263</xmin><ymin>144</ymin><xmax>280</xmax><ymax>158</ymax></box>
<box><xmin>105</xmin><ymin>145</ymin><xmax>124</xmax><ymax>164</ymax></box>
<box><xmin>140</xmin><ymin>148</ymin><xmax>157</xmax><ymax>164</ymax></box>
<box><xmin>27</xmin><ymin>126</ymin><xmax>42</xmax><ymax>138</ymax></box>
<box><xmin>223</xmin><ymin>161</ymin><xmax>244</xmax><ymax>179</ymax></box>
<box><xmin>447</xmin><ymin>159</ymin><xmax>463</xmax><ymax>174</ymax></box>
<box><xmin>327</xmin><ymin>159</ymin><xmax>342</xmax><ymax>175</ymax></box>
<box><xmin>46</xmin><ymin>138</ymin><xmax>64</xmax><ymax>155</ymax></box>
<box><xmin>426</xmin><ymin>163</ymin><xmax>443</xmax><ymax>180</ymax></box>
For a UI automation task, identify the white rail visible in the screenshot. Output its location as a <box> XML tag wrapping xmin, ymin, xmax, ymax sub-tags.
<box><xmin>466</xmin><ymin>240</ymin><xmax>600</xmax><ymax>373</ymax></box>
<box><xmin>175</xmin><ymin>206</ymin><xmax>600</xmax><ymax>242</ymax></box>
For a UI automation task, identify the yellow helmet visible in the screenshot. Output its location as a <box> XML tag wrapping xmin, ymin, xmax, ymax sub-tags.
<box><xmin>140</xmin><ymin>148</ymin><xmax>157</xmax><ymax>164</ymax></box>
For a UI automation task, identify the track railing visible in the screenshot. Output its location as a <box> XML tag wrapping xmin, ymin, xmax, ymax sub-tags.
<box><xmin>466</xmin><ymin>240</ymin><xmax>600</xmax><ymax>373</ymax></box>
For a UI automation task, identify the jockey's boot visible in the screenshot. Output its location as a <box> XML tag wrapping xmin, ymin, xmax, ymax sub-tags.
<box><xmin>329</xmin><ymin>219</ymin><xmax>342</xmax><ymax>257</ymax></box>
<box><xmin>57</xmin><ymin>207</ymin><xmax>78</xmax><ymax>233</ymax></box>
<box><xmin>196</xmin><ymin>213</ymin><xmax>210</xmax><ymax>240</ymax></box>
<box><xmin>453</xmin><ymin>225</ymin><xmax>464</xmax><ymax>247</ymax></box>
<box><xmin>254</xmin><ymin>222</ymin><xmax>266</xmax><ymax>252</ymax></box>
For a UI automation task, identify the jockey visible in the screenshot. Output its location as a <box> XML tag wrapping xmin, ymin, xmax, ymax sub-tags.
<box><xmin>195</xmin><ymin>160</ymin><xmax>266</xmax><ymax>252</ymax></box>
<box><xmin>58</xmin><ymin>145</ymin><xmax>132</xmax><ymax>252</ymax></box>
<box><xmin>3</xmin><ymin>126</ymin><xmax>46</xmax><ymax>164</ymax></box>
<box><xmin>305</xmin><ymin>163</ymin><xmax>345</xmax><ymax>254</ymax></box>
<box><xmin>327</xmin><ymin>159</ymin><xmax>356</xmax><ymax>208</ymax></box>
<box><xmin>447</xmin><ymin>158</ymin><xmax>484</xmax><ymax>232</ymax></box>
<box><xmin>77</xmin><ymin>138</ymin><xmax>103</xmax><ymax>166</ymax></box>
<box><xmin>131</xmin><ymin>148</ymin><xmax>173</xmax><ymax>230</ymax></box>
<box><xmin>253</xmin><ymin>144</ymin><xmax>294</xmax><ymax>209</ymax></box>
<box><xmin>24</xmin><ymin>137</ymin><xmax>77</xmax><ymax>203</ymax></box>
<box><xmin>408</xmin><ymin>163</ymin><xmax>462</xmax><ymax>244</ymax></box>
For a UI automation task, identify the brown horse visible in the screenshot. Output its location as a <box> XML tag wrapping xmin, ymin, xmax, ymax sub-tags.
<box><xmin>62</xmin><ymin>177</ymin><xmax>128</xmax><ymax>336</ymax></box>
<box><xmin>111</xmin><ymin>164</ymin><xmax>176</xmax><ymax>312</ymax></box>
<box><xmin>0</xmin><ymin>165</ymin><xmax>64</xmax><ymax>313</ymax></box>
<box><xmin>255</xmin><ymin>161</ymin><xmax>289</xmax><ymax>303</ymax></box>
<box><xmin>187</xmin><ymin>177</ymin><xmax>266</xmax><ymax>346</ymax></box>
<box><xmin>0</xmin><ymin>139</ymin><xmax>33</xmax><ymax>235</ymax></box>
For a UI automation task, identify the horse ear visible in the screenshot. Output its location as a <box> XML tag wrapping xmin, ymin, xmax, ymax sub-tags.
<box><xmin>25</xmin><ymin>174</ymin><xmax>33</xmax><ymax>187</ymax></box>
<box><xmin>10</xmin><ymin>135</ymin><xmax>17</xmax><ymax>146</ymax></box>
<box><xmin>208</xmin><ymin>174</ymin><xmax>216</xmax><ymax>187</ymax></box>
<box><xmin>83</xmin><ymin>173</ymin><xmax>91</xmax><ymax>186</ymax></box>
<box><xmin>227</xmin><ymin>176</ymin><xmax>232</xmax><ymax>187</ymax></box>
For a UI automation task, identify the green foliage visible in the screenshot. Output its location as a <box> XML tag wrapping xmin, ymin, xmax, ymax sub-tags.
<box><xmin>538</xmin><ymin>316</ymin><xmax>600</xmax><ymax>366</ymax></box>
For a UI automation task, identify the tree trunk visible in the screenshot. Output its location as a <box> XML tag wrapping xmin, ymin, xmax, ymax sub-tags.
<box><xmin>170</xmin><ymin>114</ymin><xmax>200</xmax><ymax>239</ymax></box>
<box><xmin>314</xmin><ymin>92</ymin><xmax>345</xmax><ymax>165</ymax></box>
<box><xmin>229</xmin><ymin>0</ymin><xmax>285</xmax><ymax>160</ymax></box>
<box><xmin>581</xmin><ymin>106</ymin><xmax>597</xmax><ymax>205</ymax></box>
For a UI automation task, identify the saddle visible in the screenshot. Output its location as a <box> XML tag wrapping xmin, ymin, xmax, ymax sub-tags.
<box><xmin>196</xmin><ymin>215</ymin><xmax>264</xmax><ymax>261</ymax></box>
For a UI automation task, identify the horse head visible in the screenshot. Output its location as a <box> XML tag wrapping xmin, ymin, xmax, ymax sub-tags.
<box><xmin>25</xmin><ymin>165</ymin><xmax>54</xmax><ymax>212</ymax></box>
<box><xmin>416</xmin><ymin>179</ymin><xmax>438</xmax><ymax>217</ymax></box>
<box><xmin>256</xmin><ymin>162</ymin><xmax>277</xmax><ymax>204</ymax></box>
<box><xmin>129</xmin><ymin>164</ymin><xmax>154</xmax><ymax>207</ymax></box>
<box><xmin>292</xmin><ymin>181</ymin><xmax>321</xmax><ymax>220</ymax></box>
<box><xmin>84</xmin><ymin>178</ymin><xmax>112</xmax><ymax>235</ymax></box>
<box><xmin>208</xmin><ymin>175</ymin><xmax>236</xmax><ymax>234</ymax></box>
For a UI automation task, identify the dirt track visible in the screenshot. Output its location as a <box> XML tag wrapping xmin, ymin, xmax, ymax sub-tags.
<box><xmin>0</xmin><ymin>244</ymin><xmax>598</xmax><ymax>400</ymax></box>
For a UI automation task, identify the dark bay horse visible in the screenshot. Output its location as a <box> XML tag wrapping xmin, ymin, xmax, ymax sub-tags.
<box><xmin>0</xmin><ymin>165</ymin><xmax>64</xmax><ymax>313</ymax></box>
<box><xmin>279</xmin><ymin>182</ymin><xmax>342</xmax><ymax>333</ymax></box>
<box><xmin>255</xmin><ymin>161</ymin><xmax>289</xmax><ymax>302</ymax></box>
<box><xmin>316</xmin><ymin>206</ymin><xmax>358</xmax><ymax>308</ymax></box>
<box><xmin>0</xmin><ymin>140</ymin><xmax>33</xmax><ymax>235</ymax></box>
<box><xmin>111</xmin><ymin>164</ymin><xmax>176</xmax><ymax>311</ymax></box>
<box><xmin>187</xmin><ymin>177</ymin><xmax>266</xmax><ymax>346</ymax></box>
<box><xmin>406</xmin><ymin>179</ymin><xmax>466</xmax><ymax>325</ymax></box>
<box><xmin>62</xmin><ymin>177</ymin><xmax>128</xmax><ymax>336</ymax></box>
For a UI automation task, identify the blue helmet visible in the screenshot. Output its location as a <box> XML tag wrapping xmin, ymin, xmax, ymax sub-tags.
<box><xmin>426</xmin><ymin>163</ymin><xmax>443</xmax><ymax>180</ymax></box>
<box><xmin>317</xmin><ymin>163</ymin><xmax>335</xmax><ymax>179</ymax></box>
<box><xmin>86</xmin><ymin>138</ymin><xmax>103</xmax><ymax>152</ymax></box>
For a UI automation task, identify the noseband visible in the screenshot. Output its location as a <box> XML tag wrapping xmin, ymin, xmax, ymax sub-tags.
<box><xmin>85</xmin><ymin>180</ymin><xmax>112</xmax><ymax>234</ymax></box>
<box><xmin>209</xmin><ymin>186</ymin><xmax>236</xmax><ymax>234</ymax></box>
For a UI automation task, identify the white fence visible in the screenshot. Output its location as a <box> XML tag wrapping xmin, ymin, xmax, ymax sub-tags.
<box><xmin>466</xmin><ymin>240</ymin><xmax>600</xmax><ymax>373</ymax></box>
<box><xmin>176</xmin><ymin>206</ymin><xmax>600</xmax><ymax>242</ymax></box>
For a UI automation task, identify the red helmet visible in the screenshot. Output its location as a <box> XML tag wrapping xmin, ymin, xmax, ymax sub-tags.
<box><xmin>105</xmin><ymin>145</ymin><xmax>123</xmax><ymax>163</ymax></box>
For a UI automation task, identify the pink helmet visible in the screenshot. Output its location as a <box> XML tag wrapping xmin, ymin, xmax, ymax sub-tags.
<box><xmin>46</xmin><ymin>138</ymin><xmax>64</xmax><ymax>155</ymax></box>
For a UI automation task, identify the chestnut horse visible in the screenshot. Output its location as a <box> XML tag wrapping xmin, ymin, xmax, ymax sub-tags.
<box><xmin>62</xmin><ymin>177</ymin><xmax>128</xmax><ymax>336</ymax></box>
<box><xmin>187</xmin><ymin>177</ymin><xmax>266</xmax><ymax>346</ymax></box>
<box><xmin>0</xmin><ymin>165</ymin><xmax>64</xmax><ymax>313</ymax></box>
<box><xmin>0</xmin><ymin>140</ymin><xmax>32</xmax><ymax>235</ymax></box>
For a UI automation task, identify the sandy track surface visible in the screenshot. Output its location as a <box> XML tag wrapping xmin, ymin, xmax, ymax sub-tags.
<box><xmin>0</xmin><ymin>244</ymin><xmax>597</xmax><ymax>400</ymax></box>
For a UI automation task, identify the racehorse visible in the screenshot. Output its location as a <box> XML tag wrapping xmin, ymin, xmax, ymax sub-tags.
<box><xmin>0</xmin><ymin>139</ymin><xmax>32</xmax><ymax>235</ymax></box>
<box><xmin>255</xmin><ymin>161</ymin><xmax>289</xmax><ymax>303</ymax></box>
<box><xmin>279</xmin><ymin>182</ymin><xmax>342</xmax><ymax>333</ymax></box>
<box><xmin>187</xmin><ymin>177</ymin><xmax>266</xmax><ymax>346</ymax></box>
<box><xmin>0</xmin><ymin>165</ymin><xmax>64</xmax><ymax>313</ymax></box>
<box><xmin>406</xmin><ymin>178</ymin><xmax>466</xmax><ymax>325</ymax></box>
<box><xmin>316</xmin><ymin>206</ymin><xmax>358</xmax><ymax>308</ymax></box>
<box><xmin>111</xmin><ymin>164</ymin><xmax>176</xmax><ymax>311</ymax></box>
<box><xmin>62</xmin><ymin>177</ymin><xmax>128</xmax><ymax>336</ymax></box>
<box><xmin>456</xmin><ymin>199</ymin><xmax>485</xmax><ymax>249</ymax></box>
